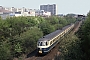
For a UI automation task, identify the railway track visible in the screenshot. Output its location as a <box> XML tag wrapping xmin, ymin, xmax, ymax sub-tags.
<box><xmin>25</xmin><ymin>21</ymin><xmax>82</xmax><ymax>60</ymax></box>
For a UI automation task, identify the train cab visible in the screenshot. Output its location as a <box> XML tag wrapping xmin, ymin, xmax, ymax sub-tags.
<box><xmin>37</xmin><ymin>38</ymin><xmax>49</xmax><ymax>54</ymax></box>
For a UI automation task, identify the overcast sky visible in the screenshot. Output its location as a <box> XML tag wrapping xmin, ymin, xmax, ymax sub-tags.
<box><xmin>0</xmin><ymin>0</ymin><xmax>90</xmax><ymax>15</ymax></box>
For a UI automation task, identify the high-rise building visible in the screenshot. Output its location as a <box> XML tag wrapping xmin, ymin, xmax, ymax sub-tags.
<box><xmin>40</xmin><ymin>4</ymin><xmax>57</xmax><ymax>15</ymax></box>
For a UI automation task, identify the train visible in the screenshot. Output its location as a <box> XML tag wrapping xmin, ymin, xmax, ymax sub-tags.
<box><xmin>37</xmin><ymin>23</ymin><xmax>75</xmax><ymax>54</ymax></box>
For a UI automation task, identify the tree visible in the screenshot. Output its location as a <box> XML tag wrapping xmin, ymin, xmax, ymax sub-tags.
<box><xmin>0</xmin><ymin>41</ymin><xmax>12</xmax><ymax>60</ymax></box>
<box><xmin>39</xmin><ymin>21</ymin><xmax>55</xmax><ymax>35</ymax></box>
<box><xmin>77</xmin><ymin>12</ymin><xmax>90</xmax><ymax>60</ymax></box>
<box><xmin>12</xmin><ymin>27</ymin><xmax>43</xmax><ymax>54</ymax></box>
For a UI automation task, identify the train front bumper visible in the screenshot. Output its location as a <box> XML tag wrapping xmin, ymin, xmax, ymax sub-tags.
<box><xmin>37</xmin><ymin>48</ymin><xmax>48</xmax><ymax>54</ymax></box>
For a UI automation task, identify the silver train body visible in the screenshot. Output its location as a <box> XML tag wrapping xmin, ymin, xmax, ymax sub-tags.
<box><xmin>37</xmin><ymin>24</ymin><xmax>74</xmax><ymax>54</ymax></box>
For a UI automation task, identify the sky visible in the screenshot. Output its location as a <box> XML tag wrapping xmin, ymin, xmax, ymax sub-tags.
<box><xmin>0</xmin><ymin>0</ymin><xmax>90</xmax><ymax>15</ymax></box>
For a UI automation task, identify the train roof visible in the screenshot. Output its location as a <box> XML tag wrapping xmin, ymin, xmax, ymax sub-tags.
<box><xmin>62</xmin><ymin>24</ymin><xmax>73</xmax><ymax>30</ymax></box>
<box><xmin>38</xmin><ymin>30</ymin><xmax>63</xmax><ymax>41</ymax></box>
<box><xmin>38</xmin><ymin>24</ymin><xmax>74</xmax><ymax>42</ymax></box>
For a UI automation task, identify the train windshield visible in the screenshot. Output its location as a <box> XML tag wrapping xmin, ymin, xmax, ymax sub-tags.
<box><xmin>38</xmin><ymin>41</ymin><xmax>48</xmax><ymax>46</ymax></box>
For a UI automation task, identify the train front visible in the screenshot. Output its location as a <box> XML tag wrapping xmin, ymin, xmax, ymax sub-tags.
<box><xmin>37</xmin><ymin>38</ymin><xmax>49</xmax><ymax>55</ymax></box>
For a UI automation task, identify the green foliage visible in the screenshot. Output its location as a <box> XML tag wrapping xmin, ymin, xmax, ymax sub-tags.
<box><xmin>4</xmin><ymin>27</ymin><xmax>43</xmax><ymax>58</ymax></box>
<box><xmin>59</xmin><ymin>17</ymin><xmax>67</xmax><ymax>26</ymax></box>
<box><xmin>53</xmin><ymin>24</ymin><xmax>62</xmax><ymax>30</ymax></box>
<box><xmin>14</xmin><ymin>42</ymin><xmax>22</xmax><ymax>53</ymax></box>
<box><xmin>0</xmin><ymin>16</ymin><xmax>76</xmax><ymax>59</ymax></box>
<box><xmin>65</xmin><ymin>15</ymin><xmax>76</xmax><ymax>24</ymax></box>
<box><xmin>21</xmin><ymin>27</ymin><xmax>43</xmax><ymax>53</ymax></box>
<box><xmin>0</xmin><ymin>41</ymin><xmax>12</xmax><ymax>60</ymax></box>
<box><xmin>49</xmin><ymin>16</ymin><xmax>59</xmax><ymax>25</ymax></box>
<box><xmin>0</xmin><ymin>16</ymin><xmax>2</xmax><ymax>20</ymax></box>
<box><xmin>39</xmin><ymin>21</ymin><xmax>55</xmax><ymax>35</ymax></box>
<box><xmin>55</xmin><ymin>34</ymin><xmax>83</xmax><ymax>60</ymax></box>
<box><xmin>77</xmin><ymin>12</ymin><xmax>90</xmax><ymax>60</ymax></box>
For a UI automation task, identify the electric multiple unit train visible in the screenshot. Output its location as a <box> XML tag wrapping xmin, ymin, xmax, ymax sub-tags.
<box><xmin>37</xmin><ymin>23</ymin><xmax>74</xmax><ymax>54</ymax></box>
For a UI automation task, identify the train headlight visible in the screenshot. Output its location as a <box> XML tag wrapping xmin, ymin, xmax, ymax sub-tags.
<box><xmin>39</xmin><ymin>51</ymin><xmax>42</xmax><ymax>53</ymax></box>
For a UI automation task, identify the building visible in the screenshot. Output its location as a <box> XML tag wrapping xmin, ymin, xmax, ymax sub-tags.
<box><xmin>0</xmin><ymin>6</ymin><xmax>37</xmax><ymax>18</ymax></box>
<box><xmin>0</xmin><ymin>9</ymin><xmax>11</xmax><ymax>19</ymax></box>
<box><xmin>0</xmin><ymin>6</ymin><xmax>2</xmax><ymax>9</ymax></box>
<box><xmin>35</xmin><ymin>10</ymin><xmax>44</xmax><ymax>16</ymax></box>
<box><xmin>4</xmin><ymin>7</ymin><xmax>17</xmax><ymax>12</ymax></box>
<box><xmin>9</xmin><ymin>10</ymin><xmax>35</xmax><ymax>17</ymax></box>
<box><xmin>43</xmin><ymin>11</ymin><xmax>51</xmax><ymax>17</ymax></box>
<box><xmin>23</xmin><ymin>10</ymin><xmax>35</xmax><ymax>16</ymax></box>
<box><xmin>40</xmin><ymin>4</ymin><xmax>57</xmax><ymax>15</ymax></box>
<box><xmin>35</xmin><ymin>9</ymin><xmax>51</xmax><ymax>16</ymax></box>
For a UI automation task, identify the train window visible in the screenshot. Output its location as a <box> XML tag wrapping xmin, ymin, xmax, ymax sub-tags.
<box><xmin>53</xmin><ymin>39</ymin><xmax>55</xmax><ymax>42</ymax></box>
<box><xmin>38</xmin><ymin>42</ymin><xmax>40</xmax><ymax>46</ymax></box>
<box><xmin>39</xmin><ymin>41</ymin><xmax>48</xmax><ymax>46</ymax></box>
<box><xmin>46</xmin><ymin>42</ymin><xmax>48</xmax><ymax>46</ymax></box>
<box><xmin>50</xmin><ymin>41</ymin><xmax>52</xmax><ymax>45</ymax></box>
<box><xmin>42</xmin><ymin>42</ymin><xmax>46</xmax><ymax>46</ymax></box>
<box><xmin>40</xmin><ymin>42</ymin><xmax>42</xmax><ymax>46</ymax></box>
